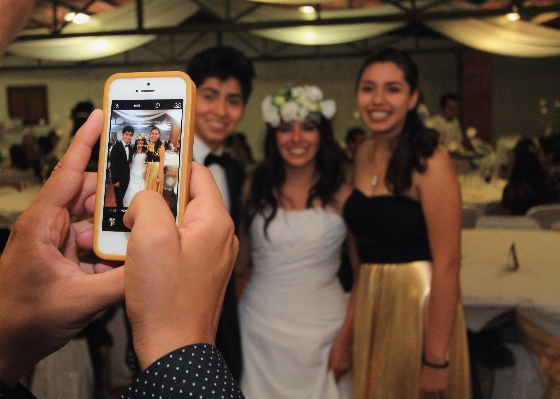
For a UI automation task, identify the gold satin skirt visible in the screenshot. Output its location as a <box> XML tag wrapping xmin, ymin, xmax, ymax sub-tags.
<box><xmin>353</xmin><ymin>261</ymin><xmax>471</xmax><ymax>399</ymax></box>
<box><xmin>144</xmin><ymin>161</ymin><xmax>163</xmax><ymax>194</ymax></box>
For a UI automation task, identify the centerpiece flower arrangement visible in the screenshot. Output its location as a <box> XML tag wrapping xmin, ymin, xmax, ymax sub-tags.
<box><xmin>261</xmin><ymin>85</ymin><xmax>337</xmax><ymax>127</ymax></box>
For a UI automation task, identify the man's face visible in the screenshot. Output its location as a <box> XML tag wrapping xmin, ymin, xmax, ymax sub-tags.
<box><xmin>122</xmin><ymin>131</ymin><xmax>133</xmax><ymax>144</ymax></box>
<box><xmin>443</xmin><ymin>99</ymin><xmax>459</xmax><ymax>121</ymax></box>
<box><xmin>194</xmin><ymin>77</ymin><xmax>245</xmax><ymax>152</ymax></box>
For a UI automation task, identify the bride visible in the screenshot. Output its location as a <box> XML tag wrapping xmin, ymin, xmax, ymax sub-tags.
<box><xmin>236</xmin><ymin>85</ymin><xmax>353</xmax><ymax>399</ymax></box>
<box><xmin>123</xmin><ymin>134</ymin><xmax>147</xmax><ymax>207</ymax></box>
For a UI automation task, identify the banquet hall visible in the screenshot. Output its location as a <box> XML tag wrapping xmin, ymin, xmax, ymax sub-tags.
<box><xmin>0</xmin><ymin>0</ymin><xmax>559</xmax><ymax>398</ymax></box>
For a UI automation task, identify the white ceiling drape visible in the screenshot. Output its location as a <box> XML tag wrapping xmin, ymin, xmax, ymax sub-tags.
<box><xmin>244</xmin><ymin>3</ymin><xmax>408</xmax><ymax>44</ymax></box>
<box><xmin>426</xmin><ymin>16</ymin><xmax>560</xmax><ymax>57</ymax></box>
<box><xmin>8</xmin><ymin>0</ymin><xmax>199</xmax><ymax>61</ymax></box>
<box><xmin>6</xmin><ymin>0</ymin><xmax>560</xmax><ymax>61</ymax></box>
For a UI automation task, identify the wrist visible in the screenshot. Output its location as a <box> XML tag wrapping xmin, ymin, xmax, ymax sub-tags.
<box><xmin>133</xmin><ymin>327</ymin><xmax>215</xmax><ymax>371</ymax></box>
<box><xmin>421</xmin><ymin>354</ymin><xmax>449</xmax><ymax>369</ymax></box>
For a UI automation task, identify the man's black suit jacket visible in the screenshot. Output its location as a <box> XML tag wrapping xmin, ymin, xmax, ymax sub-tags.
<box><xmin>214</xmin><ymin>154</ymin><xmax>245</xmax><ymax>384</ymax></box>
<box><xmin>109</xmin><ymin>141</ymin><xmax>130</xmax><ymax>186</ymax></box>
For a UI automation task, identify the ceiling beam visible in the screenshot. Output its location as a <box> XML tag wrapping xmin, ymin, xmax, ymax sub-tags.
<box><xmin>13</xmin><ymin>3</ymin><xmax>560</xmax><ymax>42</ymax></box>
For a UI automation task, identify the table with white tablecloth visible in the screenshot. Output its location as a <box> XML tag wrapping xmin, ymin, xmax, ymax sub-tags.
<box><xmin>461</xmin><ymin>229</ymin><xmax>560</xmax><ymax>399</ymax></box>
<box><xmin>460</xmin><ymin>174</ymin><xmax>507</xmax><ymax>215</ymax></box>
<box><xmin>0</xmin><ymin>184</ymin><xmax>41</xmax><ymax>228</ymax></box>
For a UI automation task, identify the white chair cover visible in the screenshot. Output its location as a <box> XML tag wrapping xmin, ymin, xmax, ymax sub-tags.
<box><xmin>526</xmin><ymin>204</ymin><xmax>560</xmax><ymax>230</ymax></box>
<box><xmin>475</xmin><ymin>216</ymin><xmax>541</xmax><ymax>230</ymax></box>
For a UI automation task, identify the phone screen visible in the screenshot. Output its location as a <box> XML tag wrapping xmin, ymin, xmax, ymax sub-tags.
<box><xmin>101</xmin><ymin>98</ymin><xmax>184</xmax><ymax>232</ymax></box>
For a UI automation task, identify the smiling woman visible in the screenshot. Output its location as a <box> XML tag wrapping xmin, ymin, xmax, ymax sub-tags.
<box><xmin>343</xmin><ymin>48</ymin><xmax>471</xmax><ymax>399</ymax></box>
<box><xmin>235</xmin><ymin>85</ymin><xmax>354</xmax><ymax>399</ymax></box>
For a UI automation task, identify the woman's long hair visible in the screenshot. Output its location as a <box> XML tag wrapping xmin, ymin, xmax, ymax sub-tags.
<box><xmin>357</xmin><ymin>48</ymin><xmax>439</xmax><ymax>195</ymax></box>
<box><xmin>245</xmin><ymin>117</ymin><xmax>345</xmax><ymax>237</ymax></box>
<box><xmin>133</xmin><ymin>138</ymin><xmax>147</xmax><ymax>155</ymax></box>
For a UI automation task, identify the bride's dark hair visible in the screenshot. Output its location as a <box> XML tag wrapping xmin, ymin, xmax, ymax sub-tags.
<box><xmin>356</xmin><ymin>48</ymin><xmax>439</xmax><ymax>195</ymax></box>
<box><xmin>245</xmin><ymin>117</ymin><xmax>345</xmax><ymax>237</ymax></box>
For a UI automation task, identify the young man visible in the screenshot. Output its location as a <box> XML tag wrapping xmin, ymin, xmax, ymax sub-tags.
<box><xmin>426</xmin><ymin>93</ymin><xmax>464</xmax><ymax>152</ymax></box>
<box><xmin>110</xmin><ymin>125</ymin><xmax>134</xmax><ymax>208</ymax></box>
<box><xmin>187</xmin><ymin>46</ymin><xmax>255</xmax><ymax>382</ymax></box>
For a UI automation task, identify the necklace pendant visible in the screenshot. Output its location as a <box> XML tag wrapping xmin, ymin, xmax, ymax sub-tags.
<box><xmin>371</xmin><ymin>175</ymin><xmax>379</xmax><ymax>187</ymax></box>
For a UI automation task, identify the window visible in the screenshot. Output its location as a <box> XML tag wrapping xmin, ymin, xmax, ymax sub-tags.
<box><xmin>7</xmin><ymin>86</ymin><xmax>49</xmax><ymax>126</ymax></box>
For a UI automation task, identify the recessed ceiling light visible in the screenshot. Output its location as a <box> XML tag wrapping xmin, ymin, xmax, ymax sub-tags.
<box><xmin>298</xmin><ymin>6</ymin><xmax>316</xmax><ymax>14</ymax></box>
<box><xmin>506</xmin><ymin>6</ymin><xmax>520</xmax><ymax>21</ymax></box>
<box><xmin>303</xmin><ymin>32</ymin><xmax>316</xmax><ymax>40</ymax></box>
<box><xmin>91</xmin><ymin>39</ymin><xmax>110</xmax><ymax>51</ymax></box>
<box><xmin>72</xmin><ymin>13</ymin><xmax>90</xmax><ymax>24</ymax></box>
<box><xmin>64</xmin><ymin>12</ymin><xmax>76</xmax><ymax>22</ymax></box>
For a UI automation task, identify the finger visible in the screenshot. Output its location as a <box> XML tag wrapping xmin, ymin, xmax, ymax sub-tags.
<box><xmin>71</xmin><ymin>266</ymin><xmax>125</xmax><ymax>313</ymax></box>
<box><xmin>180</xmin><ymin>163</ymin><xmax>226</xmax><ymax>227</ymax></box>
<box><xmin>75</xmin><ymin>219</ymin><xmax>93</xmax><ymax>251</ymax></box>
<box><xmin>123</xmin><ymin>191</ymin><xmax>180</xmax><ymax>261</ymax></box>
<box><xmin>32</xmin><ymin>110</ymin><xmax>103</xmax><ymax>211</ymax></box>
<box><xmin>67</xmin><ymin>173</ymin><xmax>97</xmax><ymax>216</ymax></box>
<box><xmin>94</xmin><ymin>263</ymin><xmax>121</xmax><ymax>273</ymax></box>
<box><xmin>84</xmin><ymin>194</ymin><xmax>96</xmax><ymax>215</ymax></box>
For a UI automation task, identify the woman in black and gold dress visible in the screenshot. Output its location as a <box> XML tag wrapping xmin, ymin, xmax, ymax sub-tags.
<box><xmin>333</xmin><ymin>48</ymin><xmax>470</xmax><ymax>399</ymax></box>
<box><xmin>144</xmin><ymin>126</ymin><xmax>165</xmax><ymax>194</ymax></box>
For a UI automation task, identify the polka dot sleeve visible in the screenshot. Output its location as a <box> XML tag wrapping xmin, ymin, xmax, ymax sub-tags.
<box><xmin>0</xmin><ymin>381</ymin><xmax>37</xmax><ymax>399</ymax></box>
<box><xmin>121</xmin><ymin>344</ymin><xmax>245</xmax><ymax>399</ymax></box>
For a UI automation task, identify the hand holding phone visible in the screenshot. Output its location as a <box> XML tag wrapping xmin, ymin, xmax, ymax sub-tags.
<box><xmin>93</xmin><ymin>71</ymin><xmax>195</xmax><ymax>260</ymax></box>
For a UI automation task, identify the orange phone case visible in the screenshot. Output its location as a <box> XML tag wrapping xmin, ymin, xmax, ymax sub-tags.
<box><xmin>93</xmin><ymin>71</ymin><xmax>196</xmax><ymax>261</ymax></box>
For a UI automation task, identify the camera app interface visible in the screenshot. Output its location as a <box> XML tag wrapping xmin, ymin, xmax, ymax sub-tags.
<box><xmin>102</xmin><ymin>99</ymin><xmax>184</xmax><ymax>232</ymax></box>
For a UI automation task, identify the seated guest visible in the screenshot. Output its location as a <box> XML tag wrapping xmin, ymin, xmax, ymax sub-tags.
<box><xmin>499</xmin><ymin>138</ymin><xmax>556</xmax><ymax>215</ymax></box>
<box><xmin>426</xmin><ymin>93</ymin><xmax>465</xmax><ymax>153</ymax></box>
<box><xmin>9</xmin><ymin>144</ymin><xmax>30</xmax><ymax>170</ymax></box>
<box><xmin>344</xmin><ymin>127</ymin><xmax>366</xmax><ymax>161</ymax></box>
<box><xmin>538</xmin><ymin>134</ymin><xmax>560</xmax><ymax>201</ymax></box>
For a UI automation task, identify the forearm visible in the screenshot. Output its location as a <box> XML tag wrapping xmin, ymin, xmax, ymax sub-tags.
<box><xmin>122</xmin><ymin>344</ymin><xmax>244</xmax><ymax>399</ymax></box>
<box><xmin>423</xmin><ymin>261</ymin><xmax>460</xmax><ymax>363</ymax></box>
<box><xmin>158</xmin><ymin>147</ymin><xmax>165</xmax><ymax>178</ymax></box>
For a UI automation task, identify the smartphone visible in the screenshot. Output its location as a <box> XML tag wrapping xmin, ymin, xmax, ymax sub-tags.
<box><xmin>93</xmin><ymin>71</ymin><xmax>196</xmax><ymax>261</ymax></box>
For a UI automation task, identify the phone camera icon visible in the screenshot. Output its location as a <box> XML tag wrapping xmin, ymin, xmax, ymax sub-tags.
<box><xmin>147</xmin><ymin>82</ymin><xmax>151</xmax><ymax>86</ymax></box>
<box><xmin>174</xmin><ymin>103</ymin><xmax>181</xmax><ymax>108</ymax></box>
<box><xmin>154</xmin><ymin>102</ymin><xmax>160</xmax><ymax>108</ymax></box>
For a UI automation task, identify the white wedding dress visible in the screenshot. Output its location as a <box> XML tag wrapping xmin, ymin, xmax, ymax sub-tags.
<box><xmin>123</xmin><ymin>153</ymin><xmax>146</xmax><ymax>207</ymax></box>
<box><xmin>239</xmin><ymin>208</ymin><xmax>352</xmax><ymax>399</ymax></box>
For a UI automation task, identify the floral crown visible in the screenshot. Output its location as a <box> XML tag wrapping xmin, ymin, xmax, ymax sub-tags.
<box><xmin>135</xmin><ymin>133</ymin><xmax>147</xmax><ymax>142</ymax></box>
<box><xmin>261</xmin><ymin>85</ymin><xmax>337</xmax><ymax>128</ymax></box>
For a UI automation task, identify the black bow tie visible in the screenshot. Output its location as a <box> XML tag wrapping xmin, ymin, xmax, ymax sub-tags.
<box><xmin>204</xmin><ymin>153</ymin><xmax>228</xmax><ymax>168</ymax></box>
<box><xmin>125</xmin><ymin>144</ymin><xmax>131</xmax><ymax>147</ymax></box>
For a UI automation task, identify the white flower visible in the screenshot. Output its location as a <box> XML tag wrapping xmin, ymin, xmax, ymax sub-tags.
<box><xmin>291</xmin><ymin>86</ymin><xmax>305</xmax><ymax>102</ymax></box>
<box><xmin>307</xmin><ymin>101</ymin><xmax>320</xmax><ymax>112</ymax></box>
<box><xmin>320</xmin><ymin>99</ymin><xmax>337</xmax><ymax>120</ymax></box>
<box><xmin>305</xmin><ymin>85</ymin><xmax>323</xmax><ymax>102</ymax></box>
<box><xmin>273</xmin><ymin>95</ymin><xmax>286</xmax><ymax>107</ymax></box>
<box><xmin>296</xmin><ymin>106</ymin><xmax>309</xmax><ymax>121</ymax></box>
<box><xmin>261</xmin><ymin>95</ymin><xmax>281</xmax><ymax>127</ymax></box>
<box><xmin>281</xmin><ymin>101</ymin><xmax>299</xmax><ymax>123</ymax></box>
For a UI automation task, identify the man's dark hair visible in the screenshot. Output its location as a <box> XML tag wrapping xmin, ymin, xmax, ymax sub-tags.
<box><xmin>345</xmin><ymin>127</ymin><xmax>366</xmax><ymax>145</ymax></box>
<box><xmin>122</xmin><ymin>125</ymin><xmax>134</xmax><ymax>135</ymax></box>
<box><xmin>439</xmin><ymin>93</ymin><xmax>460</xmax><ymax>109</ymax></box>
<box><xmin>187</xmin><ymin>46</ymin><xmax>255</xmax><ymax>104</ymax></box>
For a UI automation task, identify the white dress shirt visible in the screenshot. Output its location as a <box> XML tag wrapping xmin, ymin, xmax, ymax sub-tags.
<box><xmin>193</xmin><ymin>135</ymin><xmax>231</xmax><ymax>212</ymax></box>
